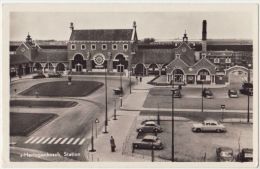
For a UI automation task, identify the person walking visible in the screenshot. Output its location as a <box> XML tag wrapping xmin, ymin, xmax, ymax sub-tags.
<box><xmin>110</xmin><ymin>136</ymin><xmax>116</xmax><ymax>152</ymax></box>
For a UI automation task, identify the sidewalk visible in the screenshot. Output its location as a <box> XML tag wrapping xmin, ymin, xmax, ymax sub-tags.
<box><xmin>85</xmin><ymin>110</ymin><xmax>149</xmax><ymax>162</ymax></box>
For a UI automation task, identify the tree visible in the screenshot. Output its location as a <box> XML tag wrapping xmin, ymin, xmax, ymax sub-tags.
<box><xmin>143</xmin><ymin>38</ymin><xmax>155</xmax><ymax>44</ymax></box>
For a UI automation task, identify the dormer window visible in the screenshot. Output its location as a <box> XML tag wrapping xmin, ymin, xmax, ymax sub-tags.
<box><xmin>214</xmin><ymin>58</ymin><xmax>220</xmax><ymax>63</ymax></box>
<box><xmin>102</xmin><ymin>44</ymin><xmax>107</xmax><ymax>50</ymax></box>
<box><xmin>81</xmin><ymin>44</ymin><xmax>86</xmax><ymax>50</ymax></box>
<box><xmin>91</xmin><ymin>44</ymin><xmax>96</xmax><ymax>50</ymax></box>
<box><xmin>123</xmin><ymin>44</ymin><xmax>128</xmax><ymax>51</ymax></box>
<box><xmin>71</xmin><ymin>44</ymin><xmax>76</xmax><ymax>50</ymax></box>
<box><xmin>175</xmin><ymin>53</ymin><xmax>181</xmax><ymax>59</ymax></box>
<box><xmin>225</xmin><ymin>57</ymin><xmax>231</xmax><ymax>63</ymax></box>
<box><xmin>112</xmin><ymin>44</ymin><xmax>118</xmax><ymax>50</ymax></box>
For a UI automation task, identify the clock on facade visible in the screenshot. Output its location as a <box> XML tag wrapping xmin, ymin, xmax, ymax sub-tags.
<box><xmin>21</xmin><ymin>48</ymin><xmax>25</xmax><ymax>52</ymax></box>
<box><xmin>182</xmin><ymin>47</ymin><xmax>187</xmax><ymax>52</ymax></box>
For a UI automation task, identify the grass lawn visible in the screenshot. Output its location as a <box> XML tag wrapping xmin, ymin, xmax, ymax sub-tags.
<box><xmin>20</xmin><ymin>81</ymin><xmax>103</xmax><ymax>97</ymax></box>
<box><xmin>10</xmin><ymin>112</ymin><xmax>58</xmax><ymax>136</ymax></box>
<box><xmin>10</xmin><ymin>100</ymin><xmax>78</xmax><ymax>108</ymax></box>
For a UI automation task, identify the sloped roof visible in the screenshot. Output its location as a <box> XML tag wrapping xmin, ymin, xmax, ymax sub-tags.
<box><xmin>34</xmin><ymin>49</ymin><xmax>68</xmax><ymax>62</ymax></box>
<box><xmin>10</xmin><ymin>54</ymin><xmax>30</xmax><ymax>65</ymax></box>
<box><xmin>206</xmin><ymin>39</ymin><xmax>252</xmax><ymax>45</ymax></box>
<box><xmin>191</xmin><ymin>57</ymin><xmax>216</xmax><ymax>74</ymax></box>
<box><xmin>166</xmin><ymin>58</ymin><xmax>189</xmax><ymax>74</ymax></box>
<box><xmin>176</xmin><ymin>42</ymin><xmax>196</xmax><ymax>66</ymax></box>
<box><xmin>132</xmin><ymin>48</ymin><xmax>174</xmax><ymax>64</ymax></box>
<box><xmin>69</xmin><ymin>29</ymin><xmax>133</xmax><ymax>41</ymax></box>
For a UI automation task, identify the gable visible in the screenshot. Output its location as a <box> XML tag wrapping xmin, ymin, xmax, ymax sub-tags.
<box><xmin>166</xmin><ymin>57</ymin><xmax>189</xmax><ymax>74</ymax></box>
<box><xmin>175</xmin><ymin>42</ymin><xmax>196</xmax><ymax>66</ymax></box>
<box><xmin>192</xmin><ymin>57</ymin><xmax>216</xmax><ymax>74</ymax></box>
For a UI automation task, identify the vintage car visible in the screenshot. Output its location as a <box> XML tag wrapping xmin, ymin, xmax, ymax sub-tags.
<box><xmin>228</xmin><ymin>89</ymin><xmax>239</xmax><ymax>98</ymax></box>
<box><xmin>48</xmin><ymin>72</ymin><xmax>62</xmax><ymax>78</ymax></box>
<box><xmin>236</xmin><ymin>148</ymin><xmax>253</xmax><ymax>162</ymax></box>
<box><xmin>216</xmin><ymin>147</ymin><xmax>234</xmax><ymax>162</ymax></box>
<box><xmin>32</xmin><ymin>73</ymin><xmax>46</xmax><ymax>79</ymax></box>
<box><xmin>192</xmin><ymin>119</ymin><xmax>226</xmax><ymax>133</ymax></box>
<box><xmin>240</xmin><ymin>82</ymin><xmax>253</xmax><ymax>96</ymax></box>
<box><xmin>202</xmin><ymin>88</ymin><xmax>214</xmax><ymax>99</ymax></box>
<box><xmin>136</xmin><ymin>121</ymin><xmax>163</xmax><ymax>133</ymax></box>
<box><xmin>132</xmin><ymin>135</ymin><xmax>163</xmax><ymax>150</ymax></box>
<box><xmin>173</xmin><ymin>89</ymin><xmax>182</xmax><ymax>98</ymax></box>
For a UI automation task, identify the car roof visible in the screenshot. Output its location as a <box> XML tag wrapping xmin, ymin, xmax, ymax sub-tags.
<box><xmin>229</xmin><ymin>89</ymin><xmax>237</xmax><ymax>91</ymax></box>
<box><xmin>218</xmin><ymin>147</ymin><xmax>233</xmax><ymax>152</ymax></box>
<box><xmin>143</xmin><ymin>135</ymin><xmax>157</xmax><ymax>140</ymax></box>
<box><xmin>204</xmin><ymin>119</ymin><xmax>218</xmax><ymax>123</ymax></box>
<box><xmin>242</xmin><ymin>148</ymin><xmax>253</xmax><ymax>153</ymax></box>
<box><xmin>145</xmin><ymin>121</ymin><xmax>156</xmax><ymax>125</ymax></box>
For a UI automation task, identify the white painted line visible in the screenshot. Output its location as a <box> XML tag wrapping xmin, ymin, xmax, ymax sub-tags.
<box><xmin>36</xmin><ymin>137</ymin><xmax>45</xmax><ymax>144</ymax></box>
<box><xmin>54</xmin><ymin>138</ymin><xmax>63</xmax><ymax>144</ymax></box>
<box><xmin>24</xmin><ymin>137</ymin><xmax>34</xmax><ymax>144</ymax></box>
<box><xmin>47</xmin><ymin>138</ymin><xmax>57</xmax><ymax>144</ymax></box>
<box><xmin>41</xmin><ymin>137</ymin><xmax>51</xmax><ymax>144</ymax></box>
<box><xmin>66</xmin><ymin>138</ymin><xmax>74</xmax><ymax>144</ymax></box>
<box><xmin>29</xmin><ymin>137</ymin><xmax>40</xmax><ymax>144</ymax></box>
<box><xmin>60</xmin><ymin>138</ymin><xmax>68</xmax><ymax>145</ymax></box>
<box><xmin>78</xmin><ymin>138</ymin><xmax>86</xmax><ymax>145</ymax></box>
<box><xmin>72</xmin><ymin>138</ymin><xmax>80</xmax><ymax>145</ymax></box>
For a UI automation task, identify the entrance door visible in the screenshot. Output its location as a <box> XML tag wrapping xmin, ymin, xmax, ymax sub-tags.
<box><xmin>76</xmin><ymin>64</ymin><xmax>82</xmax><ymax>72</ymax></box>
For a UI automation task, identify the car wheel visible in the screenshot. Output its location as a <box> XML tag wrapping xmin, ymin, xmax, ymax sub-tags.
<box><xmin>216</xmin><ymin>129</ymin><xmax>221</xmax><ymax>133</ymax></box>
<box><xmin>138</xmin><ymin>129</ymin><xmax>143</xmax><ymax>133</ymax></box>
<box><xmin>196</xmin><ymin>128</ymin><xmax>201</xmax><ymax>132</ymax></box>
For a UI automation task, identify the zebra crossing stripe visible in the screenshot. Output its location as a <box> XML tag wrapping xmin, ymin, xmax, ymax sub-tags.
<box><xmin>72</xmin><ymin>138</ymin><xmax>80</xmax><ymax>145</ymax></box>
<box><xmin>66</xmin><ymin>138</ymin><xmax>74</xmax><ymax>144</ymax></box>
<box><xmin>36</xmin><ymin>137</ymin><xmax>45</xmax><ymax>144</ymax></box>
<box><xmin>41</xmin><ymin>137</ymin><xmax>51</xmax><ymax>144</ymax></box>
<box><xmin>30</xmin><ymin>137</ymin><xmax>40</xmax><ymax>144</ymax></box>
<box><xmin>47</xmin><ymin>138</ymin><xmax>57</xmax><ymax>144</ymax></box>
<box><xmin>54</xmin><ymin>138</ymin><xmax>63</xmax><ymax>144</ymax></box>
<box><xmin>78</xmin><ymin>138</ymin><xmax>86</xmax><ymax>145</ymax></box>
<box><xmin>60</xmin><ymin>138</ymin><xmax>68</xmax><ymax>144</ymax></box>
<box><xmin>24</xmin><ymin>137</ymin><xmax>35</xmax><ymax>144</ymax></box>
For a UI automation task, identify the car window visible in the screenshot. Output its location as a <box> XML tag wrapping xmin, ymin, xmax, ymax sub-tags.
<box><xmin>211</xmin><ymin>123</ymin><xmax>217</xmax><ymax>125</ymax></box>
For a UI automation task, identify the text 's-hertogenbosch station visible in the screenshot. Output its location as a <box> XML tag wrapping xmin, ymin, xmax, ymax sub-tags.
<box><xmin>10</xmin><ymin>20</ymin><xmax>253</xmax><ymax>85</ymax></box>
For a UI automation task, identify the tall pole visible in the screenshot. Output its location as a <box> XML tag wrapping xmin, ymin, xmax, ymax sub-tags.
<box><xmin>129</xmin><ymin>69</ymin><xmax>132</xmax><ymax>94</ymax></box>
<box><xmin>120</xmin><ymin>65</ymin><xmax>123</xmax><ymax>92</ymax></box>
<box><xmin>201</xmin><ymin>81</ymin><xmax>204</xmax><ymax>113</ymax></box>
<box><xmin>171</xmin><ymin>74</ymin><xmax>175</xmax><ymax>162</ymax></box>
<box><xmin>103</xmin><ymin>67</ymin><xmax>108</xmax><ymax>133</ymax></box>
<box><xmin>247</xmin><ymin>68</ymin><xmax>250</xmax><ymax>123</ymax></box>
<box><xmin>89</xmin><ymin>121</ymin><xmax>96</xmax><ymax>152</ymax></box>
<box><xmin>113</xmin><ymin>98</ymin><xmax>117</xmax><ymax>120</ymax></box>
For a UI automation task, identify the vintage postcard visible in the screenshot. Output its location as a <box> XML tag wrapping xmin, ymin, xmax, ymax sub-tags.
<box><xmin>1</xmin><ymin>2</ymin><xmax>259</xmax><ymax>168</ymax></box>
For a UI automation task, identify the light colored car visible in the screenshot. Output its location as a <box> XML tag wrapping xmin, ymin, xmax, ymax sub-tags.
<box><xmin>136</xmin><ymin>121</ymin><xmax>163</xmax><ymax>133</ymax></box>
<box><xmin>216</xmin><ymin>147</ymin><xmax>234</xmax><ymax>162</ymax></box>
<box><xmin>192</xmin><ymin>119</ymin><xmax>226</xmax><ymax>133</ymax></box>
<box><xmin>228</xmin><ymin>89</ymin><xmax>239</xmax><ymax>98</ymax></box>
<box><xmin>132</xmin><ymin>135</ymin><xmax>163</xmax><ymax>150</ymax></box>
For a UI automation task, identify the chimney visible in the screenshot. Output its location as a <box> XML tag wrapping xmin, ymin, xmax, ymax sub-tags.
<box><xmin>70</xmin><ymin>22</ymin><xmax>74</xmax><ymax>31</ymax></box>
<box><xmin>202</xmin><ymin>20</ymin><xmax>207</xmax><ymax>40</ymax></box>
<box><xmin>133</xmin><ymin>21</ymin><xmax>137</xmax><ymax>30</ymax></box>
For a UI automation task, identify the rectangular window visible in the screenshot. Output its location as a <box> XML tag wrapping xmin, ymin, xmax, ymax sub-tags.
<box><xmin>123</xmin><ymin>44</ymin><xmax>128</xmax><ymax>51</ymax></box>
<box><xmin>112</xmin><ymin>44</ymin><xmax>118</xmax><ymax>50</ymax></box>
<box><xmin>225</xmin><ymin>58</ymin><xmax>231</xmax><ymax>63</ymax></box>
<box><xmin>102</xmin><ymin>44</ymin><xmax>107</xmax><ymax>50</ymax></box>
<box><xmin>91</xmin><ymin>44</ymin><xmax>96</xmax><ymax>50</ymax></box>
<box><xmin>71</xmin><ymin>44</ymin><xmax>76</xmax><ymax>50</ymax></box>
<box><xmin>81</xmin><ymin>44</ymin><xmax>86</xmax><ymax>50</ymax></box>
<box><xmin>214</xmin><ymin>58</ymin><xmax>220</xmax><ymax>63</ymax></box>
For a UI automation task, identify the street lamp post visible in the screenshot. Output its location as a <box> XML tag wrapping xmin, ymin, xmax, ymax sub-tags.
<box><xmin>89</xmin><ymin>120</ymin><xmax>96</xmax><ymax>152</ymax></box>
<box><xmin>221</xmin><ymin>104</ymin><xmax>225</xmax><ymax>122</ymax></box>
<box><xmin>103</xmin><ymin>67</ymin><xmax>108</xmax><ymax>134</ymax></box>
<box><xmin>113</xmin><ymin>97</ymin><xmax>117</xmax><ymax>120</ymax></box>
<box><xmin>247</xmin><ymin>64</ymin><xmax>251</xmax><ymax>123</ymax></box>
<box><xmin>95</xmin><ymin>118</ymin><xmax>99</xmax><ymax>138</ymax></box>
<box><xmin>171</xmin><ymin>87</ymin><xmax>176</xmax><ymax>162</ymax></box>
<box><xmin>129</xmin><ymin>69</ymin><xmax>132</xmax><ymax>94</ymax></box>
<box><xmin>201</xmin><ymin>80</ymin><xmax>204</xmax><ymax>113</ymax></box>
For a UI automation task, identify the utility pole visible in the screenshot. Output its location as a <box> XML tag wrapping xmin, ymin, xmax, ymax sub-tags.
<box><xmin>103</xmin><ymin>67</ymin><xmax>108</xmax><ymax>134</ymax></box>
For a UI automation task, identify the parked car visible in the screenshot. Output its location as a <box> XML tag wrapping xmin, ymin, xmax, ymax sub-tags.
<box><xmin>228</xmin><ymin>89</ymin><xmax>239</xmax><ymax>98</ymax></box>
<box><xmin>240</xmin><ymin>82</ymin><xmax>253</xmax><ymax>96</ymax></box>
<box><xmin>48</xmin><ymin>72</ymin><xmax>62</xmax><ymax>78</ymax></box>
<box><xmin>173</xmin><ymin>89</ymin><xmax>182</xmax><ymax>98</ymax></box>
<box><xmin>236</xmin><ymin>148</ymin><xmax>253</xmax><ymax>162</ymax></box>
<box><xmin>32</xmin><ymin>73</ymin><xmax>46</xmax><ymax>79</ymax></box>
<box><xmin>192</xmin><ymin>119</ymin><xmax>226</xmax><ymax>133</ymax></box>
<box><xmin>136</xmin><ymin>121</ymin><xmax>163</xmax><ymax>133</ymax></box>
<box><xmin>202</xmin><ymin>88</ymin><xmax>213</xmax><ymax>99</ymax></box>
<box><xmin>132</xmin><ymin>135</ymin><xmax>163</xmax><ymax>150</ymax></box>
<box><xmin>216</xmin><ymin>147</ymin><xmax>234</xmax><ymax>162</ymax></box>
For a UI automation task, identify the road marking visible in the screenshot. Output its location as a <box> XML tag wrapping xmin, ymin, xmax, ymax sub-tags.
<box><xmin>72</xmin><ymin>138</ymin><xmax>80</xmax><ymax>145</ymax></box>
<box><xmin>24</xmin><ymin>137</ymin><xmax>34</xmax><ymax>144</ymax></box>
<box><xmin>30</xmin><ymin>137</ymin><xmax>40</xmax><ymax>144</ymax></box>
<box><xmin>60</xmin><ymin>138</ymin><xmax>68</xmax><ymax>144</ymax></box>
<box><xmin>36</xmin><ymin>137</ymin><xmax>45</xmax><ymax>144</ymax></box>
<box><xmin>78</xmin><ymin>138</ymin><xmax>86</xmax><ymax>145</ymax></box>
<box><xmin>54</xmin><ymin>138</ymin><xmax>63</xmax><ymax>144</ymax></box>
<box><xmin>66</xmin><ymin>138</ymin><xmax>74</xmax><ymax>144</ymax></box>
<box><xmin>47</xmin><ymin>138</ymin><xmax>57</xmax><ymax>144</ymax></box>
<box><xmin>41</xmin><ymin>137</ymin><xmax>51</xmax><ymax>144</ymax></box>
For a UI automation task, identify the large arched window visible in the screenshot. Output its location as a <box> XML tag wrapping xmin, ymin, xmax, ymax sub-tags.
<box><xmin>113</xmin><ymin>54</ymin><xmax>128</xmax><ymax>72</ymax></box>
<box><xmin>172</xmin><ymin>69</ymin><xmax>184</xmax><ymax>83</ymax></box>
<box><xmin>72</xmin><ymin>54</ymin><xmax>86</xmax><ymax>71</ymax></box>
<box><xmin>197</xmin><ymin>69</ymin><xmax>210</xmax><ymax>81</ymax></box>
<box><xmin>148</xmin><ymin>64</ymin><xmax>159</xmax><ymax>75</ymax></box>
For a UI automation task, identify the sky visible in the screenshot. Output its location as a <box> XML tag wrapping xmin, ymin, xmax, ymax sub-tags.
<box><xmin>10</xmin><ymin>11</ymin><xmax>255</xmax><ymax>41</ymax></box>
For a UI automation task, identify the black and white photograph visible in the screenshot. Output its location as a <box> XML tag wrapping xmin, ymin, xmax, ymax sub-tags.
<box><xmin>2</xmin><ymin>2</ymin><xmax>259</xmax><ymax>168</ymax></box>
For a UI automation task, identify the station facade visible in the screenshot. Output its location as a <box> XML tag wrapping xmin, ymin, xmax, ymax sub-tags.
<box><xmin>10</xmin><ymin>20</ymin><xmax>253</xmax><ymax>85</ymax></box>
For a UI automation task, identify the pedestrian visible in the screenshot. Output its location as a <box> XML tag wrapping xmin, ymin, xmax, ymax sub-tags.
<box><xmin>140</xmin><ymin>76</ymin><xmax>142</xmax><ymax>82</ymax></box>
<box><xmin>110</xmin><ymin>136</ymin><xmax>116</xmax><ymax>152</ymax></box>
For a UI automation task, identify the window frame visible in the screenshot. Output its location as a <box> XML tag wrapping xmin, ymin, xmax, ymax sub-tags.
<box><xmin>102</xmin><ymin>44</ymin><xmax>107</xmax><ymax>50</ymax></box>
<box><xmin>71</xmin><ymin>44</ymin><xmax>76</xmax><ymax>50</ymax></box>
<box><xmin>91</xmin><ymin>44</ymin><xmax>96</xmax><ymax>50</ymax></box>
<box><xmin>214</xmin><ymin>58</ymin><xmax>220</xmax><ymax>63</ymax></box>
<box><xmin>81</xmin><ymin>44</ymin><xmax>86</xmax><ymax>50</ymax></box>
<box><xmin>123</xmin><ymin>44</ymin><xmax>128</xmax><ymax>51</ymax></box>
<box><xmin>112</xmin><ymin>44</ymin><xmax>118</xmax><ymax>50</ymax></box>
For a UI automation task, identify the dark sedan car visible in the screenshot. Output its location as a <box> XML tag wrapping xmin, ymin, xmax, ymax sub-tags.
<box><xmin>136</xmin><ymin>121</ymin><xmax>163</xmax><ymax>133</ymax></box>
<box><xmin>202</xmin><ymin>88</ymin><xmax>213</xmax><ymax>99</ymax></box>
<box><xmin>216</xmin><ymin>147</ymin><xmax>234</xmax><ymax>162</ymax></box>
<box><xmin>240</xmin><ymin>82</ymin><xmax>253</xmax><ymax>96</ymax></box>
<box><xmin>132</xmin><ymin>135</ymin><xmax>163</xmax><ymax>150</ymax></box>
<box><xmin>236</xmin><ymin>148</ymin><xmax>253</xmax><ymax>162</ymax></box>
<box><xmin>173</xmin><ymin>89</ymin><xmax>182</xmax><ymax>98</ymax></box>
<box><xmin>228</xmin><ymin>89</ymin><xmax>239</xmax><ymax>98</ymax></box>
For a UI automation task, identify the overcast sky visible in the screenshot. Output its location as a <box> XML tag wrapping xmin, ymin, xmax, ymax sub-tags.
<box><xmin>10</xmin><ymin>11</ymin><xmax>255</xmax><ymax>41</ymax></box>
